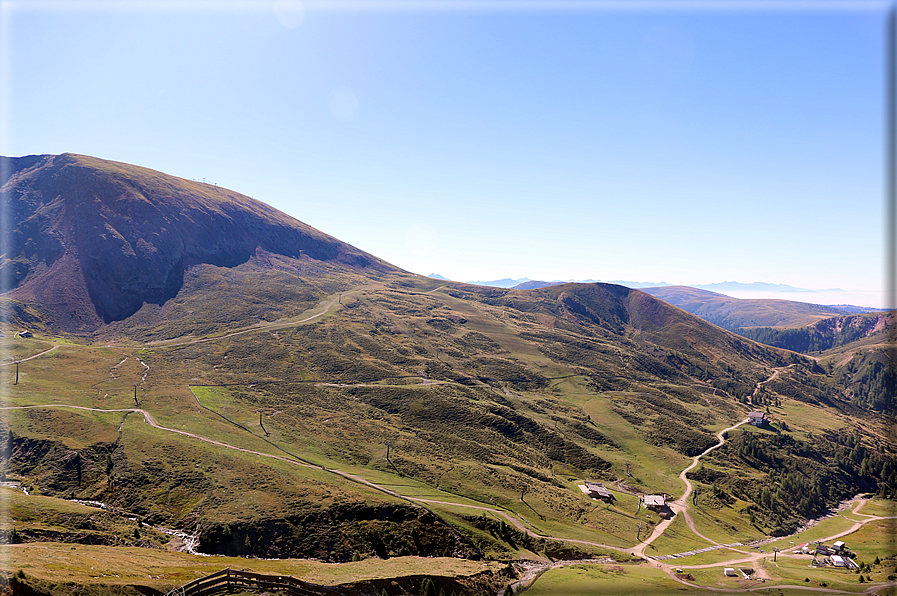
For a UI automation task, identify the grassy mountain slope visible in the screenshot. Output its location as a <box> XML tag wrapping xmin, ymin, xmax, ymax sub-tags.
<box><xmin>1</xmin><ymin>155</ymin><xmax>893</xmax><ymax>591</ymax></box>
<box><xmin>0</xmin><ymin>153</ymin><xmax>396</xmax><ymax>333</ymax></box>
<box><xmin>641</xmin><ymin>285</ymin><xmax>851</xmax><ymax>331</ymax></box>
<box><xmin>3</xmin><ymin>277</ymin><xmax>892</xmax><ymax>562</ymax></box>
<box><xmin>739</xmin><ymin>311</ymin><xmax>894</xmax><ymax>353</ymax></box>
<box><xmin>731</xmin><ymin>312</ymin><xmax>894</xmax><ymax>414</ymax></box>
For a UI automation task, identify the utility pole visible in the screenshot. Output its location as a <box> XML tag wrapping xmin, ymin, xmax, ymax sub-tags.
<box><xmin>14</xmin><ymin>362</ymin><xmax>18</xmax><ymax>385</ymax></box>
<box><xmin>259</xmin><ymin>411</ymin><xmax>269</xmax><ymax>436</ymax></box>
<box><xmin>625</xmin><ymin>461</ymin><xmax>632</xmax><ymax>477</ymax></box>
<box><xmin>693</xmin><ymin>487</ymin><xmax>700</xmax><ymax>504</ymax></box>
<box><xmin>520</xmin><ymin>482</ymin><xmax>528</xmax><ymax>501</ymax></box>
<box><xmin>636</xmin><ymin>522</ymin><xmax>643</xmax><ymax>540</ymax></box>
<box><xmin>133</xmin><ymin>385</ymin><xmax>138</xmax><ymax>406</ymax></box>
<box><xmin>386</xmin><ymin>441</ymin><xmax>392</xmax><ymax>461</ymax></box>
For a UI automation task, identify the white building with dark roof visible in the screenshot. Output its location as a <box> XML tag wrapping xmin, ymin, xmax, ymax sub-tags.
<box><xmin>747</xmin><ymin>411</ymin><xmax>767</xmax><ymax>426</ymax></box>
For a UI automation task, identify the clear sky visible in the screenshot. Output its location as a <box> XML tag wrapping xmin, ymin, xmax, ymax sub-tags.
<box><xmin>1</xmin><ymin>0</ymin><xmax>891</xmax><ymax>307</ymax></box>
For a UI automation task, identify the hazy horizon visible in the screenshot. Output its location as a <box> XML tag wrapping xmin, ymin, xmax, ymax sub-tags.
<box><xmin>424</xmin><ymin>274</ymin><xmax>884</xmax><ymax>308</ymax></box>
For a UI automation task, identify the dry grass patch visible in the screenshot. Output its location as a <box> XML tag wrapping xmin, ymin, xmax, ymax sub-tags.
<box><xmin>0</xmin><ymin>543</ymin><xmax>502</xmax><ymax>591</ymax></box>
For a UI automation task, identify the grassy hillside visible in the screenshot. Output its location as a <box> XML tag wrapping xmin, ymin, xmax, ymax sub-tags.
<box><xmin>641</xmin><ymin>286</ymin><xmax>852</xmax><ymax>331</ymax></box>
<box><xmin>730</xmin><ymin>312</ymin><xmax>894</xmax><ymax>415</ymax></box>
<box><xmin>737</xmin><ymin>312</ymin><xmax>894</xmax><ymax>353</ymax></box>
<box><xmin>0</xmin><ymin>153</ymin><xmax>397</xmax><ymax>332</ymax></box>
<box><xmin>2</xmin><ymin>275</ymin><xmax>892</xmax><ymax>581</ymax></box>
<box><xmin>1</xmin><ymin>155</ymin><xmax>893</xmax><ymax>594</ymax></box>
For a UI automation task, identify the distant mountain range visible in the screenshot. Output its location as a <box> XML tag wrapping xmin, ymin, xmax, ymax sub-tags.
<box><xmin>427</xmin><ymin>275</ymin><xmax>827</xmax><ymax>294</ymax></box>
<box><xmin>424</xmin><ymin>275</ymin><xmax>882</xmax><ymax>311</ymax></box>
<box><xmin>428</xmin><ymin>275</ymin><xmax>668</xmax><ymax>289</ymax></box>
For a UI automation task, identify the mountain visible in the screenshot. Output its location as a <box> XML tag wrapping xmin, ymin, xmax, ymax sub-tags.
<box><xmin>640</xmin><ymin>285</ymin><xmax>852</xmax><ymax>331</ymax></box>
<box><xmin>512</xmin><ymin>279</ymin><xmax>668</xmax><ymax>290</ymax></box>
<box><xmin>738</xmin><ymin>312</ymin><xmax>895</xmax><ymax>353</ymax></box>
<box><xmin>467</xmin><ymin>278</ymin><xmax>531</xmax><ymax>288</ymax></box>
<box><xmin>639</xmin><ymin>286</ymin><xmax>894</xmax><ymax>414</ymax></box>
<box><xmin>738</xmin><ymin>312</ymin><xmax>896</xmax><ymax>413</ymax></box>
<box><xmin>828</xmin><ymin>304</ymin><xmax>890</xmax><ymax>314</ymax></box>
<box><xmin>0</xmin><ymin>153</ymin><xmax>397</xmax><ymax>334</ymax></box>
<box><xmin>2</xmin><ymin>155</ymin><xmax>893</xmax><ymax>592</ymax></box>
<box><xmin>512</xmin><ymin>280</ymin><xmax>557</xmax><ymax>290</ymax></box>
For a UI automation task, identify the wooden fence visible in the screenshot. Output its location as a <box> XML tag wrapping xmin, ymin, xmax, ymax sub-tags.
<box><xmin>165</xmin><ymin>568</ymin><xmax>354</xmax><ymax>596</ymax></box>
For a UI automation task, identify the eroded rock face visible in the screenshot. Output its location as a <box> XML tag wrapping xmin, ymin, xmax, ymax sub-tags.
<box><xmin>0</xmin><ymin>153</ymin><xmax>393</xmax><ymax>328</ymax></box>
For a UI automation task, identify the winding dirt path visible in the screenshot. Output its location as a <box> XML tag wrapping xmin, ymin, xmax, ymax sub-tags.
<box><xmin>629</xmin><ymin>418</ymin><xmax>749</xmax><ymax>558</ymax></box>
<box><xmin>0</xmin><ymin>400</ymin><xmax>634</xmax><ymax>557</ymax></box>
<box><xmin>750</xmin><ymin>364</ymin><xmax>795</xmax><ymax>404</ymax></box>
<box><xmin>145</xmin><ymin>293</ymin><xmax>345</xmax><ymax>348</ymax></box>
<box><xmin>0</xmin><ymin>345</ymin><xmax>60</xmax><ymax>366</ymax></box>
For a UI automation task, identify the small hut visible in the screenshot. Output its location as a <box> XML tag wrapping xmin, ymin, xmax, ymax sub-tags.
<box><xmin>578</xmin><ymin>481</ymin><xmax>615</xmax><ymax>502</ymax></box>
<box><xmin>747</xmin><ymin>411</ymin><xmax>767</xmax><ymax>426</ymax></box>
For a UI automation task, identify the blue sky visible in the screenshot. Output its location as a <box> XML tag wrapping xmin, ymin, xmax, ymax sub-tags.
<box><xmin>1</xmin><ymin>0</ymin><xmax>890</xmax><ymax>307</ymax></box>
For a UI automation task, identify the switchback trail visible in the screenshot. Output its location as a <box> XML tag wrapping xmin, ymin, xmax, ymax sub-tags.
<box><xmin>751</xmin><ymin>364</ymin><xmax>796</xmax><ymax>404</ymax></box>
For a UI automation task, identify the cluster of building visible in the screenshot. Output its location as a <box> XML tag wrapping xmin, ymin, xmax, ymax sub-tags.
<box><xmin>803</xmin><ymin>541</ymin><xmax>858</xmax><ymax>569</ymax></box>
<box><xmin>577</xmin><ymin>481</ymin><xmax>675</xmax><ymax>520</ymax></box>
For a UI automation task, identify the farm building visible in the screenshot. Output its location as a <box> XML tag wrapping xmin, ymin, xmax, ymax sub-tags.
<box><xmin>643</xmin><ymin>494</ymin><xmax>666</xmax><ymax>511</ymax></box>
<box><xmin>747</xmin><ymin>411</ymin><xmax>767</xmax><ymax>426</ymax></box>
<box><xmin>723</xmin><ymin>568</ymin><xmax>737</xmax><ymax>577</ymax></box>
<box><xmin>832</xmin><ymin>541</ymin><xmax>846</xmax><ymax>552</ymax></box>
<box><xmin>579</xmin><ymin>481</ymin><xmax>615</xmax><ymax>502</ymax></box>
<box><xmin>15</xmin><ymin>330</ymin><xmax>33</xmax><ymax>338</ymax></box>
